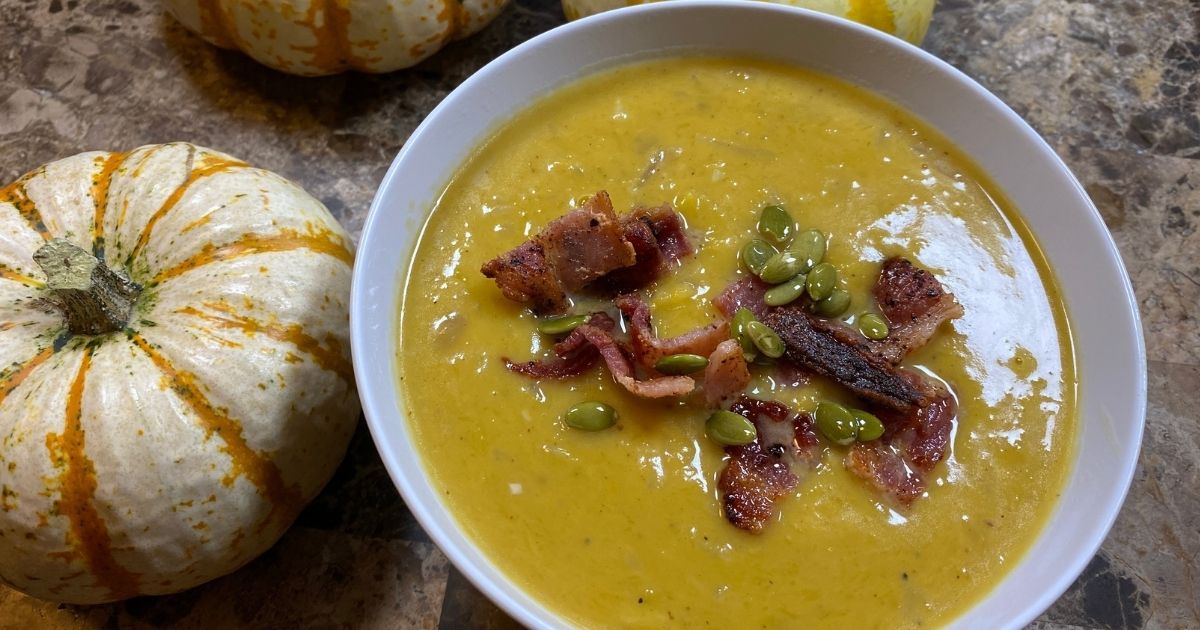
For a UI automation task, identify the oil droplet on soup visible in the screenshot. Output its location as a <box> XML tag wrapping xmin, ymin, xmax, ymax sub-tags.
<box><xmin>398</xmin><ymin>57</ymin><xmax>1077</xmax><ymax>628</ymax></box>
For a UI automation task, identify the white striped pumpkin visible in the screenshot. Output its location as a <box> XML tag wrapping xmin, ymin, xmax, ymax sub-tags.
<box><xmin>0</xmin><ymin>143</ymin><xmax>358</xmax><ymax>603</ymax></box>
<box><xmin>164</xmin><ymin>0</ymin><xmax>511</xmax><ymax>76</ymax></box>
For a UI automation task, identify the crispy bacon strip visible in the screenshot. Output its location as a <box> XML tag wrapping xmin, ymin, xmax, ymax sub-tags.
<box><xmin>719</xmin><ymin>397</ymin><xmax>821</xmax><ymax>533</ymax></box>
<box><xmin>591</xmin><ymin>215</ymin><xmax>664</xmax><ymax>293</ymax></box>
<box><xmin>763</xmin><ymin>306</ymin><xmax>929</xmax><ymax>412</ymax></box>
<box><xmin>503</xmin><ymin>313</ymin><xmax>616</xmax><ymax>378</ymax></box>
<box><xmin>593</xmin><ymin>204</ymin><xmax>693</xmax><ymax>293</ymax></box>
<box><xmin>713</xmin><ymin>275</ymin><xmax>770</xmax><ymax>320</ymax></box>
<box><xmin>635</xmin><ymin>204</ymin><xmax>692</xmax><ymax>261</ymax></box>
<box><xmin>482</xmin><ymin>192</ymin><xmax>635</xmax><ymax>315</ymax></box>
<box><xmin>480</xmin><ymin>240</ymin><xmax>568</xmax><ymax>315</ymax></box>
<box><xmin>505</xmin><ymin>312</ymin><xmax>693</xmax><ymax>398</ymax></box>
<box><xmin>845</xmin><ymin>443</ymin><xmax>925</xmax><ymax>506</ymax></box>
<box><xmin>483</xmin><ymin>193</ymin><xmax>692</xmax><ymax>313</ymax></box>
<box><xmin>538</xmin><ymin>191</ymin><xmax>637</xmax><ymax>290</ymax></box>
<box><xmin>704</xmin><ymin>339</ymin><xmax>751</xmax><ymax>408</ymax></box>
<box><xmin>871</xmin><ymin>258</ymin><xmax>964</xmax><ymax>364</ymax></box>
<box><xmin>846</xmin><ymin>384</ymin><xmax>957</xmax><ymax>506</ymax></box>
<box><xmin>616</xmin><ymin>294</ymin><xmax>730</xmax><ymax>371</ymax></box>
<box><xmin>574</xmin><ymin>324</ymin><xmax>694</xmax><ymax>398</ymax></box>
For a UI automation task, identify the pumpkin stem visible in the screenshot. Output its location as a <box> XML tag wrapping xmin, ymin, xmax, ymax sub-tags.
<box><xmin>33</xmin><ymin>239</ymin><xmax>142</xmax><ymax>335</ymax></box>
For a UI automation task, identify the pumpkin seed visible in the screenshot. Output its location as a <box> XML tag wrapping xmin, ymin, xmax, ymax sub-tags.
<box><xmin>805</xmin><ymin>262</ymin><xmax>837</xmax><ymax>301</ymax></box>
<box><xmin>732</xmin><ymin>307</ymin><xmax>759</xmax><ymax>362</ymax></box>
<box><xmin>537</xmin><ymin>314</ymin><xmax>590</xmax><ymax>336</ymax></box>
<box><xmin>852</xmin><ymin>409</ymin><xmax>885</xmax><ymax>442</ymax></box>
<box><xmin>745</xmin><ymin>320</ymin><xmax>785</xmax><ymax>359</ymax></box>
<box><xmin>757</xmin><ymin>205</ymin><xmax>795</xmax><ymax>245</ymax></box>
<box><xmin>741</xmin><ymin>239</ymin><xmax>778</xmax><ymax>275</ymax></box>
<box><xmin>706</xmin><ymin>410</ymin><xmax>758</xmax><ymax>446</ymax></box>
<box><xmin>857</xmin><ymin>313</ymin><xmax>890</xmax><ymax>340</ymax></box>
<box><xmin>759</xmin><ymin>251</ymin><xmax>804</xmax><ymax>284</ymax></box>
<box><xmin>563</xmin><ymin>401</ymin><xmax>617</xmax><ymax>431</ymax></box>
<box><xmin>813</xmin><ymin>288</ymin><xmax>851</xmax><ymax>317</ymax></box>
<box><xmin>814</xmin><ymin>401</ymin><xmax>858</xmax><ymax>445</ymax></box>
<box><xmin>764</xmin><ymin>273</ymin><xmax>808</xmax><ymax>306</ymax></box>
<box><xmin>655</xmin><ymin>353</ymin><xmax>709</xmax><ymax>375</ymax></box>
<box><xmin>790</xmin><ymin>229</ymin><xmax>826</xmax><ymax>272</ymax></box>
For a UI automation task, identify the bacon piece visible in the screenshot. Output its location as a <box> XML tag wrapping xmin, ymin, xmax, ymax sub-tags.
<box><xmin>713</xmin><ymin>275</ymin><xmax>770</xmax><ymax>320</ymax></box>
<box><xmin>719</xmin><ymin>397</ymin><xmax>821</xmax><ymax>532</ymax></box>
<box><xmin>574</xmin><ymin>324</ymin><xmax>694</xmax><ymax>398</ymax></box>
<box><xmin>503</xmin><ymin>313</ymin><xmax>616</xmax><ymax>378</ymax></box>
<box><xmin>590</xmin><ymin>214</ymin><xmax>665</xmax><ymax>293</ymax></box>
<box><xmin>763</xmin><ymin>306</ymin><xmax>929</xmax><ymax>412</ymax></box>
<box><xmin>483</xmin><ymin>194</ymin><xmax>693</xmax><ymax>312</ymax></box>
<box><xmin>616</xmin><ymin>294</ymin><xmax>730</xmax><ymax>371</ymax></box>
<box><xmin>481</xmin><ymin>192</ymin><xmax>635</xmax><ymax>315</ymax></box>
<box><xmin>845</xmin><ymin>385</ymin><xmax>957</xmax><ymax>506</ymax></box>
<box><xmin>878</xmin><ymin>389</ymin><xmax>957</xmax><ymax>472</ymax></box>
<box><xmin>480</xmin><ymin>240</ymin><xmax>568</xmax><ymax>315</ymax></box>
<box><xmin>537</xmin><ymin>191</ymin><xmax>637</xmax><ymax>290</ymax></box>
<box><xmin>871</xmin><ymin>258</ymin><xmax>964</xmax><ymax>363</ymax></box>
<box><xmin>703</xmin><ymin>339</ymin><xmax>751</xmax><ymax>408</ymax></box>
<box><xmin>845</xmin><ymin>443</ymin><xmax>925</xmax><ymax>506</ymax></box>
<box><xmin>634</xmin><ymin>204</ymin><xmax>692</xmax><ymax>261</ymax></box>
<box><xmin>505</xmin><ymin>313</ymin><xmax>693</xmax><ymax>398</ymax></box>
<box><xmin>592</xmin><ymin>204</ymin><xmax>693</xmax><ymax>293</ymax></box>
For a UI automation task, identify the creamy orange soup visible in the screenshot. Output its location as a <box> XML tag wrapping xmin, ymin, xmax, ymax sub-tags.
<box><xmin>397</xmin><ymin>57</ymin><xmax>1076</xmax><ymax>628</ymax></box>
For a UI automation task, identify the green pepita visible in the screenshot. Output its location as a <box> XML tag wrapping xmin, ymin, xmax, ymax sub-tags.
<box><xmin>741</xmin><ymin>239</ymin><xmax>778</xmax><ymax>275</ymax></box>
<box><xmin>790</xmin><ymin>229</ymin><xmax>826</xmax><ymax>272</ymax></box>
<box><xmin>563</xmin><ymin>401</ymin><xmax>617</xmax><ymax>431</ymax></box>
<box><xmin>757</xmin><ymin>205</ymin><xmax>795</xmax><ymax>245</ymax></box>
<box><xmin>759</xmin><ymin>251</ymin><xmax>804</xmax><ymax>284</ymax></box>
<box><xmin>852</xmin><ymin>409</ymin><xmax>885</xmax><ymax>442</ymax></box>
<box><xmin>732</xmin><ymin>307</ymin><xmax>758</xmax><ymax>361</ymax></box>
<box><xmin>764</xmin><ymin>273</ymin><xmax>808</xmax><ymax>306</ymax></box>
<box><xmin>706</xmin><ymin>410</ymin><xmax>758</xmax><ymax>446</ymax></box>
<box><xmin>858</xmin><ymin>313</ymin><xmax>890</xmax><ymax>340</ymax></box>
<box><xmin>537</xmin><ymin>314</ymin><xmax>589</xmax><ymax>336</ymax></box>
<box><xmin>655</xmin><ymin>353</ymin><xmax>709</xmax><ymax>375</ymax></box>
<box><xmin>813</xmin><ymin>288</ymin><xmax>851</xmax><ymax>317</ymax></box>
<box><xmin>814</xmin><ymin>401</ymin><xmax>858</xmax><ymax>445</ymax></box>
<box><xmin>805</xmin><ymin>262</ymin><xmax>837</xmax><ymax>301</ymax></box>
<box><xmin>745</xmin><ymin>320</ymin><xmax>785</xmax><ymax>359</ymax></box>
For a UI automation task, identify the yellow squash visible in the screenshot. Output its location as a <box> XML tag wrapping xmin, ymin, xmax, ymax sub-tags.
<box><xmin>562</xmin><ymin>0</ymin><xmax>935</xmax><ymax>44</ymax></box>
<box><xmin>164</xmin><ymin>0</ymin><xmax>510</xmax><ymax>76</ymax></box>
<box><xmin>0</xmin><ymin>143</ymin><xmax>358</xmax><ymax>603</ymax></box>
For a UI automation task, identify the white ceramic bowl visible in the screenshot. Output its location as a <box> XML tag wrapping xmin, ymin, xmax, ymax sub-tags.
<box><xmin>350</xmin><ymin>2</ymin><xmax>1146</xmax><ymax>627</ymax></box>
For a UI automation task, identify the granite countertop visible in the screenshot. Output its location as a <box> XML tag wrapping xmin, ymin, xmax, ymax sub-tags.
<box><xmin>1</xmin><ymin>0</ymin><xmax>1196</xmax><ymax>628</ymax></box>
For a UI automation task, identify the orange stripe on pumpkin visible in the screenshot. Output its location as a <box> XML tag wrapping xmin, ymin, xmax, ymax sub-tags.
<box><xmin>293</xmin><ymin>0</ymin><xmax>362</xmax><ymax>73</ymax></box>
<box><xmin>44</xmin><ymin>348</ymin><xmax>142</xmax><ymax>600</ymax></box>
<box><xmin>90</xmin><ymin>152</ymin><xmax>128</xmax><ymax>260</ymax></box>
<box><xmin>0</xmin><ymin>341</ymin><xmax>59</xmax><ymax>407</ymax></box>
<box><xmin>150</xmin><ymin>227</ymin><xmax>353</xmax><ymax>286</ymax></box>
<box><xmin>0</xmin><ymin>263</ymin><xmax>43</xmax><ymax>288</ymax></box>
<box><xmin>126</xmin><ymin>156</ymin><xmax>248</xmax><ymax>266</ymax></box>
<box><xmin>176</xmin><ymin>303</ymin><xmax>353</xmax><ymax>383</ymax></box>
<box><xmin>0</xmin><ymin>172</ymin><xmax>50</xmax><ymax>241</ymax></box>
<box><xmin>130</xmin><ymin>333</ymin><xmax>304</xmax><ymax>530</ymax></box>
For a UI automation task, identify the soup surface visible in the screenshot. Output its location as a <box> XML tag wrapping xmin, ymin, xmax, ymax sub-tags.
<box><xmin>398</xmin><ymin>57</ymin><xmax>1076</xmax><ymax>628</ymax></box>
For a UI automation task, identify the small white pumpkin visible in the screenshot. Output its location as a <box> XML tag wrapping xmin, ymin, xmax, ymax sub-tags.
<box><xmin>562</xmin><ymin>0</ymin><xmax>935</xmax><ymax>45</ymax></box>
<box><xmin>164</xmin><ymin>0</ymin><xmax>511</xmax><ymax>76</ymax></box>
<box><xmin>0</xmin><ymin>143</ymin><xmax>358</xmax><ymax>603</ymax></box>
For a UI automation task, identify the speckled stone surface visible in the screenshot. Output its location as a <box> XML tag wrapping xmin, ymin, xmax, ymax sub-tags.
<box><xmin>0</xmin><ymin>0</ymin><xmax>1196</xmax><ymax>628</ymax></box>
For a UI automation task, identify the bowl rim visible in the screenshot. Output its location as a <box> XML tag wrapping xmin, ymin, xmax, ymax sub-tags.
<box><xmin>350</xmin><ymin>2</ymin><xmax>1147</xmax><ymax>628</ymax></box>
